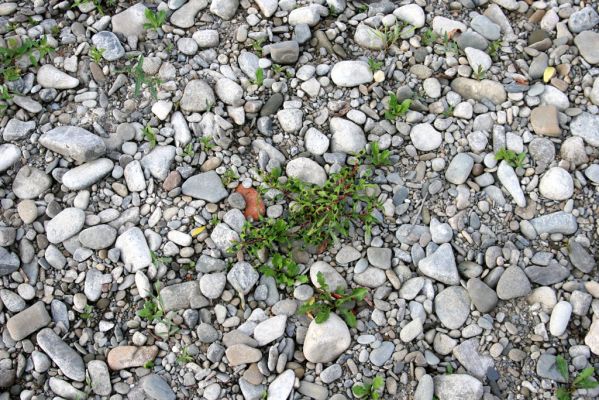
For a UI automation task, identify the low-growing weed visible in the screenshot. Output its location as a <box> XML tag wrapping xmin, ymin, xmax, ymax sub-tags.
<box><xmin>259</xmin><ymin>253</ymin><xmax>308</xmax><ymax>287</ymax></box>
<box><xmin>367</xmin><ymin>141</ymin><xmax>391</xmax><ymax>167</ymax></box>
<box><xmin>473</xmin><ymin>65</ymin><xmax>486</xmax><ymax>80</ymax></box>
<box><xmin>555</xmin><ymin>355</ymin><xmax>598</xmax><ymax>400</ymax></box>
<box><xmin>143</xmin><ymin>125</ymin><xmax>157</xmax><ymax>149</ymax></box>
<box><xmin>384</xmin><ymin>93</ymin><xmax>411</xmax><ymax>121</ymax></box>
<box><xmin>420</xmin><ymin>28</ymin><xmax>437</xmax><ymax>46</ymax></box>
<box><xmin>495</xmin><ymin>148</ymin><xmax>526</xmax><ymax>169</ymax></box>
<box><xmin>298</xmin><ymin>272</ymin><xmax>368</xmax><ymax>327</ymax></box>
<box><xmin>123</xmin><ymin>55</ymin><xmax>161</xmax><ymax>99</ymax></box>
<box><xmin>176</xmin><ymin>347</ymin><xmax>193</xmax><ymax>365</ymax></box>
<box><xmin>144</xmin><ymin>8</ymin><xmax>167</xmax><ymax>31</ymax></box>
<box><xmin>487</xmin><ymin>39</ymin><xmax>502</xmax><ymax>61</ymax></box>
<box><xmin>352</xmin><ymin>376</ymin><xmax>385</xmax><ymax>399</ymax></box>
<box><xmin>367</xmin><ymin>57</ymin><xmax>383</xmax><ymax>72</ymax></box>
<box><xmin>89</xmin><ymin>46</ymin><xmax>104</xmax><ymax>64</ymax></box>
<box><xmin>254</xmin><ymin>67</ymin><xmax>265</xmax><ymax>86</ymax></box>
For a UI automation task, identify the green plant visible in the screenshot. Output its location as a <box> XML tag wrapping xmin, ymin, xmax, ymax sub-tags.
<box><xmin>328</xmin><ymin>4</ymin><xmax>339</xmax><ymax>16</ymax></box>
<box><xmin>79</xmin><ymin>304</ymin><xmax>94</xmax><ymax>320</ymax></box>
<box><xmin>251</xmin><ymin>38</ymin><xmax>265</xmax><ymax>55</ymax></box>
<box><xmin>272</xmin><ymin>64</ymin><xmax>285</xmax><ymax>74</ymax></box>
<box><xmin>254</xmin><ymin>67</ymin><xmax>264</xmax><ymax>86</ymax></box>
<box><xmin>72</xmin><ymin>0</ymin><xmax>116</xmax><ymax>15</ymax></box>
<box><xmin>420</xmin><ymin>28</ymin><xmax>437</xmax><ymax>47</ymax></box>
<box><xmin>445</xmin><ymin>364</ymin><xmax>454</xmax><ymax>374</ymax></box>
<box><xmin>259</xmin><ymin>253</ymin><xmax>308</xmax><ymax>287</ymax></box>
<box><xmin>144</xmin><ymin>8</ymin><xmax>167</xmax><ymax>31</ymax></box>
<box><xmin>183</xmin><ymin>142</ymin><xmax>194</xmax><ymax>157</ymax></box>
<box><xmin>143</xmin><ymin>360</ymin><xmax>154</xmax><ymax>369</ymax></box>
<box><xmin>210</xmin><ymin>214</ymin><xmax>219</xmax><ymax>226</ymax></box>
<box><xmin>373</xmin><ymin>23</ymin><xmax>413</xmax><ymax>50</ymax></box>
<box><xmin>89</xmin><ymin>46</ymin><xmax>104</xmax><ymax>64</ymax></box>
<box><xmin>555</xmin><ymin>355</ymin><xmax>598</xmax><ymax>400</ymax></box>
<box><xmin>487</xmin><ymin>39</ymin><xmax>502</xmax><ymax>60</ymax></box>
<box><xmin>367</xmin><ymin>57</ymin><xmax>383</xmax><ymax>72</ymax></box>
<box><xmin>352</xmin><ymin>376</ymin><xmax>385</xmax><ymax>399</ymax></box>
<box><xmin>176</xmin><ymin>347</ymin><xmax>193</xmax><ymax>365</ymax></box>
<box><xmin>143</xmin><ymin>125</ymin><xmax>157</xmax><ymax>149</ymax></box>
<box><xmin>234</xmin><ymin>162</ymin><xmax>381</xmax><ymax>258</ymax></box>
<box><xmin>0</xmin><ymin>85</ymin><xmax>12</xmax><ymax>114</ymax></box>
<box><xmin>200</xmin><ymin>136</ymin><xmax>215</xmax><ymax>151</ymax></box>
<box><xmin>222</xmin><ymin>168</ymin><xmax>239</xmax><ymax>185</ymax></box>
<box><xmin>495</xmin><ymin>148</ymin><xmax>526</xmax><ymax>169</ymax></box>
<box><xmin>442</xmin><ymin>104</ymin><xmax>454</xmax><ymax>117</ymax></box>
<box><xmin>367</xmin><ymin>141</ymin><xmax>391</xmax><ymax>167</ymax></box>
<box><xmin>473</xmin><ymin>65</ymin><xmax>486</xmax><ymax>80</ymax></box>
<box><xmin>442</xmin><ymin>32</ymin><xmax>459</xmax><ymax>55</ymax></box>
<box><xmin>298</xmin><ymin>271</ymin><xmax>368</xmax><ymax>327</ymax></box>
<box><xmin>124</xmin><ymin>55</ymin><xmax>161</xmax><ymax>99</ymax></box>
<box><xmin>384</xmin><ymin>93</ymin><xmax>411</xmax><ymax>121</ymax></box>
<box><xmin>150</xmin><ymin>251</ymin><xmax>172</xmax><ymax>266</ymax></box>
<box><xmin>0</xmin><ymin>36</ymin><xmax>53</xmax><ymax>85</ymax></box>
<box><xmin>357</xmin><ymin>3</ymin><xmax>369</xmax><ymax>13</ymax></box>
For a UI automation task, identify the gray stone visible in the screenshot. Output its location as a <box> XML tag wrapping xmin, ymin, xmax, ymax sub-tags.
<box><xmin>549</xmin><ymin>301</ymin><xmax>572</xmax><ymax>336</ymax></box>
<box><xmin>497</xmin><ymin>161</ymin><xmax>526</xmax><ymax>207</ymax></box>
<box><xmin>193</xmin><ymin>29</ymin><xmax>219</xmax><ymax>48</ymax></box>
<box><xmin>200</xmin><ymin>273</ymin><xmax>226</xmax><ymax>299</ymax></box>
<box><xmin>539</xmin><ymin>167</ymin><xmax>573</xmax><ymax>200</ymax></box>
<box><xmin>0</xmin><ymin>143</ymin><xmax>20</xmax><ymax>172</ymax></box>
<box><xmin>393</xmin><ymin>4</ymin><xmax>425</xmax><ymax>28</ymax></box>
<box><xmin>496</xmin><ymin>266</ymin><xmax>531</xmax><ymax>300</ymax></box>
<box><xmin>2</xmin><ymin>118</ymin><xmax>36</xmax><ymax>141</ymax></box>
<box><xmin>400</xmin><ymin>319</ymin><xmax>423</xmax><ymax>342</ymax></box>
<box><xmin>288</xmin><ymin>5</ymin><xmax>321</xmax><ymax>26</ymax></box>
<box><xmin>353</xmin><ymin>267</ymin><xmax>386</xmax><ymax>288</ymax></box>
<box><xmin>366</xmin><ymin>247</ymin><xmax>391</xmax><ymax>269</ymax></box>
<box><xmin>433</xmin><ymin>374</ymin><xmax>483</xmax><ymax>400</ymax></box>
<box><xmin>141</xmin><ymin>145</ymin><xmax>176</xmax><ymax>181</ymax></box>
<box><xmin>465</xmin><ymin>47</ymin><xmax>492</xmax><ymax>72</ymax></box>
<box><xmin>570</xmin><ymin>112</ymin><xmax>599</xmax><ymax>147</ymax></box>
<box><xmin>182</xmin><ymin>171</ymin><xmax>228</xmax><ymax>202</ymax></box>
<box><xmin>124</xmin><ymin>160</ymin><xmax>146</xmax><ymax>192</ymax></box>
<box><xmin>435</xmin><ymin>286</ymin><xmax>470</xmax><ymax>330</ymax></box>
<box><xmin>303</xmin><ymin>313</ymin><xmax>351</xmax><ymax>363</ymax></box>
<box><xmin>410</xmin><ymin>123</ymin><xmax>442</xmax><ymax>151</ymax></box>
<box><xmin>142</xmin><ymin>374</ymin><xmax>176</xmax><ymax>400</ymax></box>
<box><xmin>215</xmin><ymin>78</ymin><xmax>244</xmax><ymax>106</ymax></box>
<box><xmin>536</xmin><ymin>353</ymin><xmax>567</xmax><ymax>383</ymax></box>
<box><xmin>238</xmin><ymin>51</ymin><xmax>260</xmax><ymax>79</ymax></box>
<box><xmin>541</xmin><ymin>85</ymin><xmax>570</xmax><ymax>111</ymax></box>
<box><xmin>450</xmin><ymin>78</ymin><xmax>506</xmax><ymax>105</ymax></box>
<box><xmin>161</xmin><ymin>281</ymin><xmax>208</xmax><ymax>311</ymax></box>
<box><xmin>255</xmin><ymin>0</ymin><xmax>277</xmax><ymax>17</ymax></box>
<box><xmin>227</xmin><ymin>262</ymin><xmax>259</xmax><ymax>295</ymax></box>
<box><xmin>304</xmin><ymin>127</ymin><xmax>329</xmax><ymax>155</ymax></box>
<box><xmin>585</xmin><ymin>320</ymin><xmax>599</xmax><ymax>356</ymax></box>
<box><xmin>415</xmin><ymin>374</ymin><xmax>434</xmax><ymax>400</ymax></box>
<box><xmin>568</xmin><ymin>7</ymin><xmax>599</xmax><ymax>33</ymax></box>
<box><xmin>253</xmin><ymin>315</ymin><xmax>286</xmax><ymax>346</ymax></box>
<box><xmin>36</xmin><ymin>65</ymin><xmax>79</xmax><ymax>89</ymax></box>
<box><xmin>286</xmin><ymin>157</ymin><xmax>326</xmax><ymax>186</ymax></box>
<box><xmin>210</xmin><ymin>0</ymin><xmax>239</xmax><ymax>20</ymax></box>
<box><xmin>180</xmin><ymin>80</ymin><xmax>215</xmax><ymax>112</ymax></box>
<box><xmin>418</xmin><ymin>243</ymin><xmax>459</xmax><ymax>285</ymax></box>
<box><xmin>466</xmin><ymin>278</ymin><xmax>497</xmax><ymax>313</ymax></box>
<box><xmin>226</xmin><ymin>344</ymin><xmax>262</xmax><ymax>366</ymax></box>
<box><xmin>310</xmin><ymin>261</ymin><xmax>347</xmax><ymax>291</ymax></box>
<box><xmin>88</xmin><ymin>360</ymin><xmax>111</xmax><ymax>396</ymax></box>
<box><xmin>370</xmin><ymin>341</ymin><xmax>394</xmax><ymax>366</ymax></box>
<box><xmin>91</xmin><ymin>31</ymin><xmax>124</xmax><ymax>61</ymax></box>
<box><xmin>525</xmin><ymin>264</ymin><xmax>570</xmax><ymax>285</ymax></box>
<box><xmin>530</xmin><ymin>212</ymin><xmax>578</xmax><ymax>235</ymax></box>
<box><xmin>330</xmin><ymin>60</ymin><xmax>373</xmax><ymax>87</ymax></box>
<box><xmin>277</xmin><ymin>109</ymin><xmax>303</xmax><ymax>133</ymax></box>
<box><xmin>197</xmin><ymin>323</ymin><xmax>219</xmax><ymax>343</ymax></box>
<box><xmin>445</xmin><ymin>153</ymin><xmax>474</xmax><ymax>185</ymax></box>
<box><xmin>0</xmin><ymin>247</ymin><xmax>19</xmax><ymax>276</ymax></box>
<box><xmin>62</xmin><ymin>158</ymin><xmax>114</xmax><ymax>190</ymax></box>
<box><xmin>330</xmin><ymin>117</ymin><xmax>366</xmax><ymax>154</ymax></box>
<box><xmin>320</xmin><ymin>364</ymin><xmax>342</xmax><ymax>384</ymax></box>
<box><xmin>37</xmin><ymin>328</ymin><xmax>85</xmax><ymax>381</ymax></box>
<box><xmin>470</xmin><ymin>15</ymin><xmax>500</xmax><ymax>40</ymax></box>
<box><xmin>46</xmin><ymin>208</ymin><xmax>85</xmax><ymax>244</ymax></box>
<box><xmin>353</xmin><ymin>24</ymin><xmax>385</xmax><ymax>50</ymax></box>
<box><xmin>7</xmin><ymin>301</ymin><xmax>50</xmax><ymax>341</ymax></box>
<box><xmin>170</xmin><ymin>0</ymin><xmax>207</xmax><ymax>28</ymax></box>
<box><xmin>568</xmin><ymin>240</ymin><xmax>595</xmax><ymax>273</ymax></box>
<box><xmin>39</xmin><ymin>126</ymin><xmax>106</xmax><ymax>163</ymax></box>
<box><xmin>115</xmin><ymin>227</ymin><xmax>152</xmax><ymax>272</ymax></box>
<box><xmin>111</xmin><ymin>3</ymin><xmax>148</xmax><ymax>37</ymax></box>
<box><xmin>452</xmin><ymin>339</ymin><xmax>494</xmax><ymax>380</ymax></box>
<box><xmin>432</xmin><ymin>16</ymin><xmax>467</xmax><ymax>34</ymax></box>
<box><xmin>270</xmin><ymin>41</ymin><xmax>299</xmax><ymax>65</ymax></box>
<box><xmin>268</xmin><ymin>370</ymin><xmax>295</xmax><ymax>400</ymax></box>
<box><xmin>210</xmin><ymin>223</ymin><xmax>240</xmax><ymax>253</ymax></box>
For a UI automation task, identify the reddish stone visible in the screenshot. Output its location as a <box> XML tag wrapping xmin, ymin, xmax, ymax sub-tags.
<box><xmin>235</xmin><ymin>185</ymin><xmax>265</xmax><ymax>220</ymax></box>
<box><xmin>163</xmin><ymin>171</ymin><xmax>182</xmax><ymax>191</ymax></box>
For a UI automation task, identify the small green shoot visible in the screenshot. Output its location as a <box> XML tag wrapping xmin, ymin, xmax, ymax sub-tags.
<box><xmin>487</xmin><ymin>39</ymin><xmax>502</xmax><ymax>61</ymax></box>
<box><xmin>176</xmin><ymin>347</ymin><xmax>193</xmax><ymax>365</ymax></box>
<box><xmin>367</xmin><ymin>141</ymin><xmax>391</xmax><ymax>167</ymax></box>
<box><xmin>357</xmin><ymin>3</ymin><xmax>369</xmax><ymax>13</ymax></box>
<box><xmin>473</xmin><ymin>65</ymin><xmax>486</xmax><ymax>81</ymax></box>
<box><xmin>183</xmin><ymin>142</ymin><xmax>194</xmax><ymax>157</ymax></box>
<box><xmin>298</xmin><ymin>271</ymin><xmax>368</xmax><ymax>327</ymax></box>
<box><xmin>259</xmin><ymin>253</ymin><xmax>308</xmax><ymax>287</ymax></box>
<box><xmin>0</xmin><ymin>85</ymin><xmax>12</xmax><ymax>114</ymax></box>
<box><xmin>144</xmin><ymin>8</ymin><xmax>167</xmax><ymax>31</ymax></box>
<box><xmin>143</xmin><ymin>125</ymin><xmax>157</xmax><ymax>149</ymax></box>
<box><xmin>272</xmin><ymin>64</ymin><xmax>285</xmax><ymax>74</ymax></box>
<box><xmin>200</xmin><ymin>136</ymin><xmax>215</xmax><ymax>151</ymax></box>
<box><xmin>79</xmin><ymin>304</ymin><xmax>94</xmax><ymax>320</ymax></box>
<box><xmin>384</xmin><ymin>93</ymin><xmax>411</xmax><ymax>121</ymax></box>
<box><xmin>555</xmin><ymin>355</ymin><xmax>599</xmax><ymax>400</ymax></box>
<box><xmin>352</xmin><ymin>376</ymin><xmax>385</xmax><ymax>399</ymax></box>
<box><xmin>328</xmin><ymin>5</ymin><xmax>339</xmax><ymax>17</ymax></box>
<box><xmin>442</xmin><ymin>104</ymin><xmax>454</xmax><ymax>117</ymax></box>
<box><xmin>373</xmin><ymin>23</ymin><xmax>413</xmax><ymax>50</ymax></box>
<box><xmin>125</xmin><ymin>55</ymin><xmax>162</xmax><ymax>99</ymax></box>
<box><xmin>495</xmin><ymin>148</ymin><xmax>526</xmax><ymax>169</ymax></box>
<box><xmin>89</xmin><ymin>46</ymin><xmax>104</xmax><ymax>64</ymax></box>
<box><xmin>210</xmin><ymin>214</ymin><xmax>220</xmax><ymax>226</ymax></box>
<box><xmin>222</xmin><ymin>168</ymin><xmax>239</xmax><ymax>186</ymax></box>
<box><xmin>442</xmin><ymin>32</ymin><xmax>459</xmax><ymax>55</ymax></box>
<box><xmin>254</xmin><ymin>67</ymin><xmax>264</xmax><ymax>86</ymax></box>
<box><xmin>251</xmin><ymin>38</ymin><xmax>265</xmax><ymax>55</ymax></box>
<box><xmin>150</xmin><ymin>250</ymin><xmax>172</xmax><ymax>266</ymax></box>
<box><xmin>143</xmin><ymin>360</ymin><xmax>154</xmax><ymax>369</ymax></box>
<box><xmin>367</xmin><ymin>57</ymin><xmax>383</xmax><ymax>72</ymax></box>
<box><xmin>420</xmin><ymin>28</ymin><xmax>437</xmax><ymax>47</ymax></box>
<box><xmin>445</xmin><ymin>364</ymin><xmax>454</xmax><ymax>374</ymax></box>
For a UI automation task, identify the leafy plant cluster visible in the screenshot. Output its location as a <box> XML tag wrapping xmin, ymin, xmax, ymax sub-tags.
<box><xmin>367</xmin><ymin>57</ymin><xmax>383</xmax><ymax>72</ymax></box>
<box><xmin>144</xmin><ymin>8</ymin><xmax>167</xmax><ymax>31</ymax></box>
<box><xmin>373</xmin><ymin>22</ymin><xmax>414</xmax><ymax>50</ymax></box>
<box><xmin>298</xmin><ymin>271</ymin><xmax>368</xmax><ymax>328</ymax></box>
<box><xmin>495</xmin><ymin>148</ymin><xmax>526</xmax><ymax>169</ymax></box>
<box><xmin>259</xmin><ymin>253</ymin><xmax>308</xmax><ymax>287</ymax></box>
<box><xmin>384</xmin><ymin>93</ymin><xmax>412</xmax><ymax>121</ymax></box>
<box><xmin>367</xmin><ymin>141</ymin><xmax>391</xmax><ymax>167</ymax></box>
<box><xmin>137</xmin><ymin>282</ymin><xmax>179</xmax><ymax>336</ymax></box>
<box><xmin>121</xmin><ymin>55</ymin><xmax>162</xmax><ymax>99</ymax></box>
<box><xmin>352</xmin><ymin>375</ymin><xmax>385</xmax><ymax>399</ymax></box>
<box><xmin>234</xmin><ymin>162</ymin><xmax>381</xmax><ymax>257</ymax></box>
<box><xmin>473</xmin><ymin>65</ymin><xmax>486</xmax><ymax>80</ymax></box>
<box><xmin>555</xmin><ymin>355</ymin><xmax>598</xmax><ymax>400</ymax></box>
<box><xmin>72</xmin><ymin>0</ymin><xmax>116</xmax><ymax>15</ymax></box>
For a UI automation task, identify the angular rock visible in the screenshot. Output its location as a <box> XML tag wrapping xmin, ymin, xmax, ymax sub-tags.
<box><xmin>433</xmin><ymin>374</ymin><xmax>483</xmax><ymax>400</ymax></box>
<box><xmin>286</xmin><ymin>157</ymin><xmax>327</xmax><ymax>186</ymax></box>
<box><xmin>0</xmin><ymin>143</ymin><xmax>21</xmax><ymax>172</ymax></box>
<box><xmin>111</xmin><ymin>3</ymin><xmax>148</xmax><ymax>37</ymax></box>
<box><xmin>497</xmin><ymin>161</ymin><xmax>526</xmax><ymax>207</ymax></box>
<box><xmin>435</xmin><ymin>286</ymin><xmax>470</xmax><ymax>330</ymax></box>
<box><xmin>36</xmin><ymin>65</ymin><xmax>79</xmax><ymax>89</ymax></box>
<box><xmin>180</xmin><ymin>80</ymin><xmax>215</xmax><ymax>112</ymax></box>
<box><xmin>161</xmin><ymin>281</ymin><xmax>208</xmax><ymax>311</ymax></box>
<box><xmin>303</xmin><ymin>313</ymin><xmax>351</xmax><ymax>363</ymax></box>
<box><xmin>62</xmin><ymin>158</ymin><xmax>114</xmax><ymax>190</ymax></box>
<box><xmin>330</xmin><ymin>117</ymin><xmax>366</xmax><ymax>154</ymax></box>
<box><xmin>227</xmin><ymin>261</ymin><xmax>259</xmax><ymax>295</ymax></box>
<box><xmin>496</xmin><ymin>266</ymin><xmax>531</xmax><ymax>300</ymax></box>
<box><xmin>140</xmin><ymin>145</ymin><xmax>176</xmax><ymax>181</ymax></box>
<box><xmin>418</xmin><ymin>243</ymin><xmax>459</xmax><ymax>285</ymax></box>
<box><xmin>450</xmin><ymin>78</ymin><xmax>506</xmax><ymax>105</ymax></box>
<box><xmin>253</xmin><ymin>315</ymin><xmax>286</xmax><ymax>346</ymax></box>
<box><xmin>46</xmin><ymin>208</ymin><xmax>85</xmax><ymax>244</ymax></box>
<box><xmin>40</xmin><ymin>126</ymin><xmax>106</xmax><ymax>164</ymax></box>
<box><xmin>226</xmin><ymin>344</ymin><xmax>262</xmax><ymax>366</ymax></box>
<box><xmin>530</xmin><ymin>212</ymin><xmax>577</xmax><ymax>235</ymax></box>
<box><xmin>570</xmin><ymin>112</ymin><xmax>599</xmax><ymax>147</ymax></box>
<box><xmin>13</xmin><ymin>166</ymin><xmax>52</xmax><ymax>199</ymax></box>
<box><xmin>91</xmin><ymin>31</ymin><xmax>124</xmax><ymax>61</ymax></box>
<box><xmin>182</xmin><ymin>171</ymin><xmax>228</xmax><ymax>202</ymax></box>
<box><xmin>539</xmin><ymin>167</ymin><xmax>573</xmax><ymax>201</ymax></box>
<box><xmin>115</xmin><ymin>227</ymin><xmax>152</xmax><ymax>272</ymax></box>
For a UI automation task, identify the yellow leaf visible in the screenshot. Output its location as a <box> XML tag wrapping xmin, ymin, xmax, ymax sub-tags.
<box><xmin>543</xmin><ymin>66</ymin><xmax>555</xmax><ymax>83</ymax></box>
<box><xmin>190</xmin><ymin>226</ymin><xmax>206</xmax><ymax>237</ymax></box>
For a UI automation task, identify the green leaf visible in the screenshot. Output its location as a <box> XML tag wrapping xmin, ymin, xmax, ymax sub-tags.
<box><xmin>372</xmin><ymin>376</ymin><xmax>384</xmax><ymax>390</ymax></box>
<box><xmin>340</xmin><ymin>309</ymin><xmax>357</xmax><ymax>328</ymax></box>
<box><xmin>555</xmin><ymin>387</ymin><xmax>570</xmax><ymax>400</ymax></box>
<box><xmin>556</xmin><ymin>355</ymin><xmax>569</xmax><ymax>381</ymax></box>
<box><xmin>573</xmin><ymin>367</ymin><xmax>595</xmax><ymax>385</ymax></box>
<box><xmin>576</xmin><ymin>378</ymin><xmax>599</xmax><ymax>389</ymax></box>
<box><xmin>352</xmin><ymin>385</ymin><xmax>368</xmax><ymax>398</ymax></box>
<box><xmin>316</xmin><ymin>272</ymin><xmax>328</xmax><ymax>291</ymax></box>
<box><xmin>351</xmin><ymin>287</ymin><xmax>368</xmax><ymax>301</ymax></box>
<box><xmin>314</xmin><ymin>307</ymin><xmax>330</xmax><ymax>324</ymax></box>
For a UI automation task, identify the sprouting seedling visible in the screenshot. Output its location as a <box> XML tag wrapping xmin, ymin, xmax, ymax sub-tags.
<box><xmin>200</xmin><ymin>136</ymin><xmax>215</xmax><ymax>151</ymax></box>
<box><xmin>367</xmin><ymin>141</ymin><xmax>391</xmax><ymax>167</ymax></box>
<box><xmin>473</xmin><ymin>65</ymin><xmax>486</xmax><ymax>80</ymax></box>
<box><xmin>258</xmin><ymin>253</ymin><xmax>308</xmax><ymax>287</ymax></box>
<box><xmin>254</xmin><ymin>67</ymin><xmax>264</xmax><ymax>86</ymax></box>
<box><xmin>495</xmin><ymin>148</ymin><xmax>526</xmax><ymax>169</ymax></box>
<box><xmin>420</xmin><ymin>28</ymin><xmax>437</xmax><ymax>46</ymax></box>
<box><xmin>183</xmin><ymin>142</ymin><xmax>194</xmax><ymax>157</ymax></box>
<box><xmin>143</xmin><ymin>125</ymin><xmax>157</xmax><ymax>149</ymax></box>
<box><xmin>367</xmin><ymin>57</ymin><xmax>383</xmax><ymax>72</ymax></box>
<box><xmin>352</xmin><ymin>376</ymin><xmax>385</xmax><ymax>399</ymax></box>
<box><xmin>555</xmin><ymin>355</ymin><xmax>599</xmax><ymax>400</ymax></box>
<box><xmin>487</xmin><ymin>39</ymin><xmax>502</xmax><ymax>60</ymax></box>
<box><xmin>176</xmin><ymin>347</ymin><xmax>193</xmax><ymax>365</ymax></box>
<box><xmin>251</xmin><ymin>38</ymin><xmax>265</xmax><ymax>55</ymax></box>
<box><xmin>384</xmin><ymin>93</ymin><xmax>411</xmax><ymax>121</ymax></box>
<box><xmin>143</xmin><ymin>8</ymin><xmax>167</xmax><ymax>31</ymax></box>
<box><xmin>89</xmin><ymin>46</ymin><xmax>104</xmax><ymax>64</ymax></box>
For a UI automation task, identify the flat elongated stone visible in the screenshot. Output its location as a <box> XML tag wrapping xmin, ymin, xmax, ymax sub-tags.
<box><xmin>226</xmin><ymin>344</ymin><xmax>262</xmax><ymax>366</ymax></box>
<box><xmin>39</xmin><ymin>126</ymin><xmax>106</xmax><ymax>163</ymax></box>
<box><xmin>530</xmin><ymin>212</ymin><xmax>577</xmax><ymax>235</ymax></box>
<box><xmin>182</xmin><ymin>171</ymin><xmax>229</xmax><ymax>202</ymax></box>
<box><xmin>37</xmin><ymin>328</ymin><xmax>85</xmax><ymax>381</ymax></box>
<box><xmin>62</xmin><ymin>158</ymin><xmax>114</xmax><ymax>190</ymax></box>
<box><xmin>7</xmin><ymin>301</ymin><xmax>51</xmax><ymax>341</ymax></box>
<box><xmin>160</xmin><ymin>281</ymin><xmax>208</xmax><ymax>311</ymax></box>
<box><xmin>107</xmin><ymin>346</ymin><xmax>159</xmax><ymax>370</ymax></box>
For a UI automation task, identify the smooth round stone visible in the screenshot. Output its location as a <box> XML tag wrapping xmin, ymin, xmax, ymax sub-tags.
<box><xmin>539</xmin><ymin>167</ymin><xmax>573</xmax><ymax>200</ymax></box>
<box><xmin>549</xmin><ymin>301</ymin><xmax>572</xmax><ymax>336</ymax></box>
